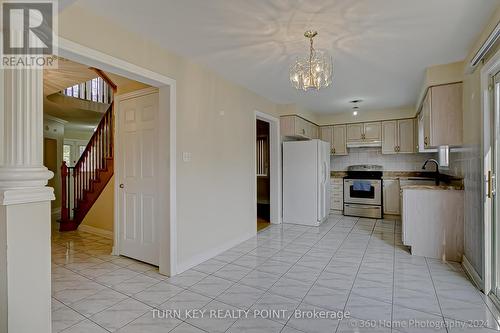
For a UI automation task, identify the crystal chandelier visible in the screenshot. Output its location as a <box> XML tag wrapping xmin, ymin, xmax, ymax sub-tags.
<box><xmin>290</xmin><ymin>31</ymin><xmax>333</xmax><ymax>91</ymax></box>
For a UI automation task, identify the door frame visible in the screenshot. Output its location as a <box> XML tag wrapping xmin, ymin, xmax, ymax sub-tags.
<box><xmin>254</xmin><ymin>111</ymin><xmax>281</xmax><ymax>225</ymax></box>
<box><xmin>482</xmin><ymin>48</ymin><xmax>500</xmax><ymax>295</ymax></box>
<box><xmin>57</xmin><ymin>37</ymin><xmax>178</xmax><ymax>276</ymax></box>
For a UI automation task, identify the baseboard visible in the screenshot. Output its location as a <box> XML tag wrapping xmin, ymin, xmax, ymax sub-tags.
<box><xmin>79</xmin><ymin>224</ymin><xmax>113</xmax><ymax>239</ymax></box>
<box><xmin>175</xmin><ymin>231</ymin><xmax>256</xmax><ymax>275</ymax></box>
<box><xmin>462</xmin><ymin>255</ymin><xmax>484</xmax><ymax>291</ymax></box>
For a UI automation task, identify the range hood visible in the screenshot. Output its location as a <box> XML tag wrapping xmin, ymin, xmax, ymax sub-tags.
<box><xmin>346</xmin><ymin>140</ymin><xmax>382</xmax><ymax>148</ymax></box>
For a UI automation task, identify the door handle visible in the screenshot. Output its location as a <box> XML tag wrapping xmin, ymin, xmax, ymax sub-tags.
<box><xmin>119</xmin><ymin>183</ymin><xmax>124</xmax><ymax>189</ymax></box>
<box><xmin>488</xmin><ymin>171</ymin><xmax>496</xmax><ymax>198</ymax></box>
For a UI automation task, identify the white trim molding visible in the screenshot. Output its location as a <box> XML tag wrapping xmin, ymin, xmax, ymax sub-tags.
<box><xmin>463</xmin><ymin>255</ymin><xmax>485</xmax><ymax>291</ymax></box>
<box><xmin>79</xmin><ymin>224</ymin><xmax>113</xmax><ymax>239</ymax></box>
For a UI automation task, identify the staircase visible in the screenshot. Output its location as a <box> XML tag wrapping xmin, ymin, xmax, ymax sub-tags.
<box><xmin>59</xmin><ymin>103</ymin><xmax>114</xmax><ymax>231</ymax></box>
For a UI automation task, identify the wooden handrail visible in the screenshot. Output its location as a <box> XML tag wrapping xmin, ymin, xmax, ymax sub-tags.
<box><xmin>90</xmin><ymin>67</ymin><xmax>117</xmax><ymax>93</ymax></box>
<box><xmin>61</xmin><ymin>102</ymin><xmax>114</xmax><ymax>226</ymax></box>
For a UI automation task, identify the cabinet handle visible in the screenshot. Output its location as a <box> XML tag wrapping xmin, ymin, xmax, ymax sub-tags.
<box><xmin>424</xmin><ymin>137</ymin><xmax>428</xmax><ymax>146</ymax></box>
<box><xmin>301</xmin><ymin>129</ymin><xmax>306</xmax><ymax>135</ymax></box>
<box><xmin>394</xmin><ymin>146</ymin><xmax>397</xmax><ymax>152</ymax></box>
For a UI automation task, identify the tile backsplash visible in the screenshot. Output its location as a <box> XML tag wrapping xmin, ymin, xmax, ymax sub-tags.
<box><xmin>331</xmin><ymin>147</ymin><xmax>436</xmax><ymax>171</ymax></box>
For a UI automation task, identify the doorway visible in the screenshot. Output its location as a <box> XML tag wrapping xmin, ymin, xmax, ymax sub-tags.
<box><xmin>483</xmin><ymin>48</ymin><xmax>500</xmax><ymax>302</ymax></box>
<box><xmin>256</xmin><ymin>119</ymin><xmax>270</xmax><ymax>231</ymax></box>
<box><xmin>57</xmin><ymin>38</ymin><xmax>177</xmax><ymax>276</ymax></box>
<box><xmin>254</xmin><ymin>111</ymin><xmax>281</xmax><ymax>230</ymax></box>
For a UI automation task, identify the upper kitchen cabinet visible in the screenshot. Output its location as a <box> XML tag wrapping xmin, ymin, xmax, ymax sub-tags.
<box><xmin>420</xmin><ymin>82</ymin><xmax>463</xmax><ymax>148</ymax></box>
<box><xmin>346</xmin><ymin>122</ymin><xmax>381</xmax><ymax>145</ymax></box>
<box><xmin>346</xmin><ymin>123</ymin><xmax>364</xmax><ymax>142</ymax></box>
<box><xmin>280</xmin><ymin>115</ymin><xmax>319</xmax><ymax>140</ymax></box>
<box><xmin>320</xmin><ymin>126</ymin><xmax>333</xmax><ymax>153</ymax></box>
<box><xmin>382</xmin><ymin>119</ymin><xmax>415</xmax><ymax>154</ymax></box>
<box><xmin>364</xmin><ymin>122</ymin><xmax>382</xmax><ymax>141</ymax></box>
<box><xmin>320</xmin><ymin>125</ymin><xmax>347</xmax><ymax>155</ymax></box>
<box><xmin>332</xmin><ymin>125</ymin><xmax>347</xmax><ymax>155</ymax></box>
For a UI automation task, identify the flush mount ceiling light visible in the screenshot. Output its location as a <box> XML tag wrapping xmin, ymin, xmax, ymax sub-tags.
<box><xmin>290</xmin><ymin>31</ymin><xmax>333</xmax><ymax>91</ymax></box>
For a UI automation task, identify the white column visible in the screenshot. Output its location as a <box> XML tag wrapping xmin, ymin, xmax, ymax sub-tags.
<box><xmin>0</xmin><ymin>68</ymin><xmax>54</xmax><ymax>333</ymax></box>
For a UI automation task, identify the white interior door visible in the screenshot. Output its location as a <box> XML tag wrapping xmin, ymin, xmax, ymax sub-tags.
<box><xmin>118</xmin><ymin>91</ymin><xmax>160</xmax><ymax>265</ymax></box>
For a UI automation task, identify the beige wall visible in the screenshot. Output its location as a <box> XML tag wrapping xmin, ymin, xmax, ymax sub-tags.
<box><xmin>59</xmin><ymin>4</ymin><xmax>279</xmax><ymax>270</ymax></box>
<box><xmin>81</xmin><ymin>176</ymin><xmax>114</xmax><ymax>233</ymax></box>
<box><xmin>64</xmin><ymin>128</ymin><xmax>93</xmax><ymax>141</ymax></box>
<box><xmin>448</xmin><ymin>5</ymin><xmax>500</xmax><ymax>280</ymax></box>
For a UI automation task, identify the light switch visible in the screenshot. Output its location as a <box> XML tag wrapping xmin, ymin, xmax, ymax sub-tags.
<box><xmin>182</xmin><ymin>152</ymin><xmax>192</xmax><ymax>162</ymax></box>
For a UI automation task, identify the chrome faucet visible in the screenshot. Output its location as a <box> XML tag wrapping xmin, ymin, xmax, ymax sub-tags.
<box><xmin>422</xmin><ymin>159</ymin><xmax>440</xmax><ymax>185</ymax></box>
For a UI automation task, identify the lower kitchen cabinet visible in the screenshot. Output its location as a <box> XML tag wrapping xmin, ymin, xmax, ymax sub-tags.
<box><xmin>330</xmin><ymin>178</ymin><xmax>343</xmax><ymax>211</ymax></box>
<box><xmin>383</xmin><ymin>179</ymin><xmax>400</xmax><ymax>215</ymax></box>
<box><xmin>401</xmin><ymin>188</ymin><xmax>463</xmax><ymax>261</ymax></box>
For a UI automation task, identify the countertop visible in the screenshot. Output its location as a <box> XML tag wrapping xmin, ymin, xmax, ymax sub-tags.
<box><xmin>400</xmin><ymin>184</ymin><xmax>464</xmax><ymax>191</ymax></box>
<box><xmin>330</xmin><ymin>170</ymin><xmax>464</xmax><ymax>190</ymax></box>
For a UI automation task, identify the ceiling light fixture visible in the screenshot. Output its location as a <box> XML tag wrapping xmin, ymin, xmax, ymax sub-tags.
<box><xmin>290</xmin><ymin>31</ymin><xmax>333</xmax><ymax>91</ymax></box>
<box><xmin>353</xmin><ymin>111</ymin><xmax>358</xmax><ymax>116</ymax></box>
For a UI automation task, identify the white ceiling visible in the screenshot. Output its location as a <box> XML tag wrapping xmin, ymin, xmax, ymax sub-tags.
<box><xmin>70</xmin><ymin>0</ymin><xmax>498</xmax><ymax>114</ymax></box>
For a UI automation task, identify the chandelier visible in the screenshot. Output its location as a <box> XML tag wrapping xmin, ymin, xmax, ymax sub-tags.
<box><xmin>289</xmin><ymin>31</ymin><xmax>333</xmax><ymax>91</ymax></box>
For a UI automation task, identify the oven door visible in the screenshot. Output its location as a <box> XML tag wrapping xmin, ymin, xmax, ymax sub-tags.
<box><xmin>344</xmin><ymin>179</ymin><xmax>382</xmax><ymax>205</ymax></box>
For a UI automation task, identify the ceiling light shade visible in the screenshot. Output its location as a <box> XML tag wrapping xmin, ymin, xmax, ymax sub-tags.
<box><xmin>290</xmin><ymin>31</ymin><xmax>333</xmax><ymax>91</ymax></box>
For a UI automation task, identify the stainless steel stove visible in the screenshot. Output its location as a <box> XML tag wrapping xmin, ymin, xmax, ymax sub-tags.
<box><xmin>343</xmin><ymin>165</ymin><xmax>383</xmax><ymax>218</ymax></box>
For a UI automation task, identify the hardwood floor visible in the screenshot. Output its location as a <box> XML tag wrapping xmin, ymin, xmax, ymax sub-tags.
<box><xmin>257</xmin><ymin>217</ymin><xmax>270</xmax><ymax>231</ymax></box>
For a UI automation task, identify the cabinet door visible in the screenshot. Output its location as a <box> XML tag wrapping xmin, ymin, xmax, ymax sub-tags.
<box><xmin>363</xmin><ymin>122</ymin><xmax>382</xmax><ymax>141</ymax></box>
<box><xmin>383</xmin><ymin>179</ymin><xmax>400</xmax><ymax>215</ymax></box>
<box><xmin>320</xmin><ymin>127</ymin><xmax>334</xmax><ymax>154</ymax></box>
<box><xmin>422</xmin><ymin>90</ymin><xmax>431</xmax><ymax>148</ymax></box>
<box><xmin>398</xmin><ymin>119</ymin><xmax>415</xmax><ymax>153</ymax></box>
<box><xmin>430</xmin><ymin>83</ymin><xmax>463</xmax><ymax>147</ymax></box>
<box><xmin>280</xmin><ymin>116</ymin><xmax>296</xmax><ymax>137</ymax></box>
<box><xmin>333</xmin><ymin>125</ymin><xmax>347</xmax><ymax>155</ymax></box>
<box><xmin>347</xmin><ymin>123</ymin><xmax>363</xmax><ymax>142</ymax></box>
<box><xmin>295</xmin><ymin>117</ymin><xmax>308</xmax><ymax>137</ymax></box>
<box><xmin>381</xmin><ymin>121</ymin><xmax>397</xmax><ymax>154</ymax></box>
<box><xmin>310</xmin><ymin>123</ymin><xmax>319</xmax><ymax>139</ymax></box>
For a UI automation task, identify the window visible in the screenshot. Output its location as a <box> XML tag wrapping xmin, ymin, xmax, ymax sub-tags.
<box><xmin>61</xmin><ymin>77</ymin><xmax>112</xmax><ymax>103</ymax></box>
<box><xmin>79</xmin><ymin>145</ymin><xmax>86</xmax><ymax>158</ymax></box>
<box><xmin>63</xmin><ymin>144</ymin><xmax>71</xmax><ymax>165</ymax></box>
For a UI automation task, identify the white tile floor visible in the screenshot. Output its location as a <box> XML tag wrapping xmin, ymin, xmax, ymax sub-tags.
<box><xmin>52</xmin><ymin>215</ymin><xmax>500</xmax><ymax>332</ymax></box>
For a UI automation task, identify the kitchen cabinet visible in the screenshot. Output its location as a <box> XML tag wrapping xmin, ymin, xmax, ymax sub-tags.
<box><xmin>417</xmin><ymin>111</ymin><xmax>437</xmax><ymax>152</ymax></box>
<box><xmin>383</xmin><ymin>179</ymin><xmax>400</xmax><ymax>215</ymax></box>
<box><xmin>280</xmin><ymin>115</ymin><xmax>319</xmax><ymax>140</ymax></box>
<box><xmin>420</xmin><ymin>82</ymin><xmax>463</xmax><ymax>148</ymax></box>
<box><xmin>332</xmin><ymin>125</ymin><xmax>347</xmax><ymax>155</ymax></box>
<box><xmin>320</xmin><ymin>126</ymin><xmax>333</xmax><ymax>153</ymax></box>
<box><xmin>381</xmin><ymin>119</ymin><xmax>415</xmax><ymax>154</ymax></box>
<box><xmin>347</xmin><ymin>123</ymin><xmax>364</xmax><ymax>142</ymax></box>
<box><xmin>401</xmin><ymin>187</ymin><xmax>464</xmax><ymax>261</ymax></box>
<box><xmin>363</xmin><ymin>122</ymin><xmax>382</xmax><ymax>141</ymax></box>
<box><xmin>330</xmin><ymin>178</ymin><xmax>343</xmax><ymax>211</ymax></box>
<box><xmin>320</xmin><ymin>125</ymin><xmax>347</xmax><ymax>155</ymax></box>
<box><xmin>346</xmin><ymin>122</ymin><xmax>381</xmax><ymax>144</ymax></box>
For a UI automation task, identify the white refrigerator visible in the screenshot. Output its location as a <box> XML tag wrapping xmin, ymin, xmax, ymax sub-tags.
<box><xmin>283</xmin><ymin>139</ymin><xmax>331</xmax><ymax>226</ymax></box>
